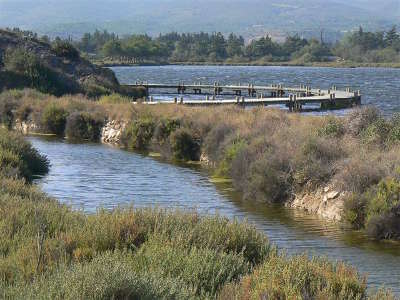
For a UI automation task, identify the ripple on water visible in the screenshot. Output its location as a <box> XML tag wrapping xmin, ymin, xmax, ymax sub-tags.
<box><xmin>112</xmin><ymin>65</ymin><xmax>400</xmax><ymax>116</ymax></box>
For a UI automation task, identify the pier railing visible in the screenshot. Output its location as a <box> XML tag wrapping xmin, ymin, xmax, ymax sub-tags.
<box><xmin>123</xmin><ymin>82</ymin><xmax>361</xmax><ymax>111</ymax></box>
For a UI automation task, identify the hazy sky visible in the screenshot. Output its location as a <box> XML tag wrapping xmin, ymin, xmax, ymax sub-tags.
<box><xmin>0</xmin><ymin>0</ymin><xmax>399</xmax><ymax>37</ymax></box>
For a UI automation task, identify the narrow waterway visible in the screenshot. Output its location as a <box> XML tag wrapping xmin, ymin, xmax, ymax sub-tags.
<box><xmin>30</xmin><ymin>137</ymin><xmax>400</xmax><ymax>294</ymax></box>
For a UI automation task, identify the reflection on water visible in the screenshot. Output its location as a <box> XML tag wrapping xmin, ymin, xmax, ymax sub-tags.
<box><xmin>112</xmin><ymin>65</ymin><xmax>400</xmax><ymax>116</ymax></box>
<box><xmin>30</xmin><ymin>136</ymin><xmax>400</xmax><ymax>294</ymax></box>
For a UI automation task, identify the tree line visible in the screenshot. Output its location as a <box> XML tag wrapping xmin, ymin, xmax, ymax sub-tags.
<box><xmin>3</xmin><ymin>26</ymin><xmax>400</xmax><ymax>64</ymax></box>
<box><xmin>74</xmin><ymin>26</ymin><xmax>400</xmax><ymax>64</ymax></box>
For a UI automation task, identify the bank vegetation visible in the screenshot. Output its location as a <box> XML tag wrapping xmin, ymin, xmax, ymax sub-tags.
<box><xmin>1</xmin><ymin>89</ymin><xmax>400</xmax><ymax>242</ymax></box>
<box><xmin>0</xmin><ymin>111</ymin><xmax>395</xmax><ymax>300</ymax></box>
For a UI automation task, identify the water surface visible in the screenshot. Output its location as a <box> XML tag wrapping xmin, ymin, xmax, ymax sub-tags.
<box><xmin>112</xmin><ymin>65</ymin><xmax>400</xmax><ymax>116</ymax></box>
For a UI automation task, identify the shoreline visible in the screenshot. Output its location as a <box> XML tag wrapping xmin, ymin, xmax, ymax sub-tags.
<box><xmin>16</xmin><ymin>118</ymin><xmax>345</xmax><ymax>223</ymax></box>
<box><xmin>96</xmin><ymin>60</ymin><xmax>400</xmax><ymax>69</ymax></box>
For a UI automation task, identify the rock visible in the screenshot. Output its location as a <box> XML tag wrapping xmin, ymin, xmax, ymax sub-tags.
<box><xmin>324</xmin><ymin>186</ymin><xmax>330</xmax><ymax>193</ymax></box>
<box><xmin>101</xmin><ymin>120</ymin><xmax>126</xmax><ymax>146</ymax></box>
<box><xmin>289</xmin><ymin>187</ymin><xmax>344</xmax><ymax>222</ymax></box>
<box><xmin>200</xmin><ymin>153</ymin><xmax>212</xmax><ymax>166</ymax></box>
<box><xmin>326</xmin><ymin>191</ymin><xmax>339</xmax><ymax>200</ymax></box>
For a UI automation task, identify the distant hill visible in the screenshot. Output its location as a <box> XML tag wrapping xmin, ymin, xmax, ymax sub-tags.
<box><xmin>0</xmin><ymin>0</ymin><xmax>399</xmax><ymax>39</ymax></box>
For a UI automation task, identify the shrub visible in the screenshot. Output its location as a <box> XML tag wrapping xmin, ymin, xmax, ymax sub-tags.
<box><xmin>230</xmin><ymin>146</ymin><xmax>252</xmax><ymax>192</ymax></box>
<box><xmin>41</xmin><ymin>103</ymin><xmax>68</xmax><ymax>135</ymax></box>
<box><xmin>4</xmin><ymin>48</ymin><xmax>72</xmax><ymax>96</ymax></box>
<box><xmin>134</xmin><ymin>237</ymin><xmax>249</xmax><ymax>297</ymax></box>
<box><xmin>122</xmin><ymin>117</ymin><xmax>156</xmax><ymax>150</ymax></box>
<box><xmin>344</xmin><ymin>179</ymin><xmax>400</xmax><ymax>240</ymax></box>
<box><xmin>318</xmin><ymin>116</ymin><xmax>345</xmax><ymax>138</ymax></box>
<box><xmin>0</xmin><ymin>128</ymin><xmax>49</xmax><ymax>180</ymax></box>
<box><xmin>387</xmin><ymin>113</ymin><xmax>400</xmax><ymax>144</ymax></box>
<box><xmin>170</xmin><ymin>128</ymin><xmax>200</xmax><ymax>161</ymax></box>
<box><xmin>0</xmin><ymin>147</ymin><xmax>28</xmax><ymax>179</ymax></box>
<box><xmin>0</xmin><ymin>96</ymin><xmax>16</xmax><ymax>128</ymax></box>
<box><xmin>294</xmin><ymin>136</ymin><xmax>342</xmax><ymax>187</ymax></box>
<box><xmin>334</xmin><ymin>155</ymin><xmax>385</xmax><ymax>194</ymax></box>
<box><xmin>8</xmin><ymin>252</ymin><xmax>194</xmax><ymax>300</ymax></box>
<box><xmin>153</xmin><ymin>118</ymin><xmax>181</xmax><ymax>145</ymax></box>
<box><xmin>361</xmin><ymin>118</ymin><xmax>391</xmax><ymax>145</ymax></box>
<box><xmin>52</xmin><ymin>41</ymin><xmax>80</xmax><ymax>60</ymax></box>
<box><xmin>65</xmin><ymin>112</ymin><xmax>104</xmax><ymax>142</ymax></box>
<box><xmin>219</xmin><ymin>253</ymin><xmax>367</xmax><ymax>300</ymax></box>
<box><xmin>366</xmin><ymin>178</ymin><xmax>400</xmax><ymax>222</ymax></box>
<box><xmin>366</xmin><ymin>210</ymin><xmax>400</xmax><ymax>241</ymax></box>
<box><xmin>204</xmin><ymin>123</ymin><xmax>234</xmax><ymax>162</ymax></box>
<box><xmin>15</xmin><ymin>102</ymin><xmax>33</xmax><ymax>122</ymax></box>
<box><xmin>343</xmin><ymin>193</ymin><xmax>368</xmax><ymax>230</ymax></box>
<box><xmin>347</xmin><ymin>106</ymin><xmax>381</xmax><ymax>136</ymax></box>
<box><xmin>245</xmin><ymin>153</ymin><xmax>292</xmax><ymax>203</ymax></box>
<box><xmin>363</xmin><ymin>178</ymin><xmax>400</xmax><ymax>240</ymax></box>
<box><xmin>215</xmin><ymin>138</ymin><xmax>246</xmax><ymax>177</ymax></box>
<box><xmin>98</xmin><ymin>93</ymin><xmax>131</xmax><ymax>104</ymax></box>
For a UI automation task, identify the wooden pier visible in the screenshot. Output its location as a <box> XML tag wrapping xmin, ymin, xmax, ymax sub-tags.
<box><xmin>124</xmin><ymin>82</ymin><xmax>361</xmax><ymax>111</ymax></box>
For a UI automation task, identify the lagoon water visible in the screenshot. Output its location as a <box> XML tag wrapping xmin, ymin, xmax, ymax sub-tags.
<box><xmin>113</xmin><ymin>65</ymin><xmax>400</xmax><ymax>116</ymax></box>
<box><xmin>31</xmin><ymin>66</ymin><xmax>400</xmax><ymax>294</ymax></box>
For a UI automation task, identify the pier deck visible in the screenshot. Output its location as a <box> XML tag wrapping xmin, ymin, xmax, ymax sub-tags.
<box><xmin>123</xmin><ymin>82</ymin><xmax>361</xmax><ymax>111</ymax></box>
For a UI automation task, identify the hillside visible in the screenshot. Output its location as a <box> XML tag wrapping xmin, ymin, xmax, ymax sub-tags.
<box><xmin>0</xmin><ymin>0</ymin><xmax>399</xmax><ymax>39</ymax></box>
<box><xmin>0</xmin><ymin>29</ymin><xmax>143</xmax><ymax>97</ymax></box>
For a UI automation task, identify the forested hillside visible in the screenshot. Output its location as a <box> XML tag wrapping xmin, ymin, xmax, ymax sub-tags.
<box><xmin>0</xmin><ymin>0</ymin><xmax>399</xmax><ymax>39</ymax></box>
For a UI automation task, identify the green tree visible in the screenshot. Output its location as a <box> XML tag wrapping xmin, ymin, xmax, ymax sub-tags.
<box><xmin>101</xmin><ymin>40</ymin><xmax>123</xmax><ymax>57</ymax></box>
<box><xmin>226</xmin><ymin>33</ymin><xmax>244</xmax><ymax>57</ymax></box>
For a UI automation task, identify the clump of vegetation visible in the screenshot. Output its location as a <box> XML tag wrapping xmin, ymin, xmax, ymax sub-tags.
<box><xmin>0</xmin><ymin>128</ymin><xmax>49</xmax><ymax>181</ymax></box>
<box><xmin>3</xmin><ymin>48</ymin><xmax>74</xmax><ymax>96</ymax></box>
<box><xmin>51</xmin><ymin>40</ymin><xmax>80</xmax><ymax>60</ymax></box>
<box><xmin>65</xmin><ymin>111</ymin><xmax>104</xmax><ymax>142</ymax></box>
<box><xmin>170</xmin><ymin>128</ymin><xmax>200</xmax><ymax>161</ymax></box>
<box><xmin>40</xmin><ymin>103</ymin><xmax>68</xmax><ymax>135</ymax></box>
<box><xmin>219</xmin><ymin>253</ymin><xmax>367</xmax><ymax>300</ymax></box>
<box><xmin>98</xmin><ymin>93</ymin><xmax>131</xmax><ymax>104</ymax></box>
<box><xmin>318</xmin><ymin>116</ymin><xmax>345</xmax><ymax>138</ymax></box>
<box><xmin>345</xmin><ymin>178</ymin><xmax>400</xmax><ymax>240</ymax></box>
<box><xmin>153</xmin><ymin>118</ymin><xmax>181</xmax><ymax>144</ymax></box>
<box><xmin>122</xmin><ymin>117</ymin><xmax>156</xmax><ymax>150</ymax></box>
<box><xmin>215</xmin><ymin>138</ymin><xmax>246</xmax><ymax>177</ymax></box>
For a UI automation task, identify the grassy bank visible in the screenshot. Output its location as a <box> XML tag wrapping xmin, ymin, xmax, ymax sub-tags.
<box><xmin>2</xmin><ymin>89</ymin><xmax>400</xmax><ymax>241</ymax></box>
<box><xmin>0</xmin><ymin>120</ymin><xmax>395</xmax><ymax>299</ymax></box>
